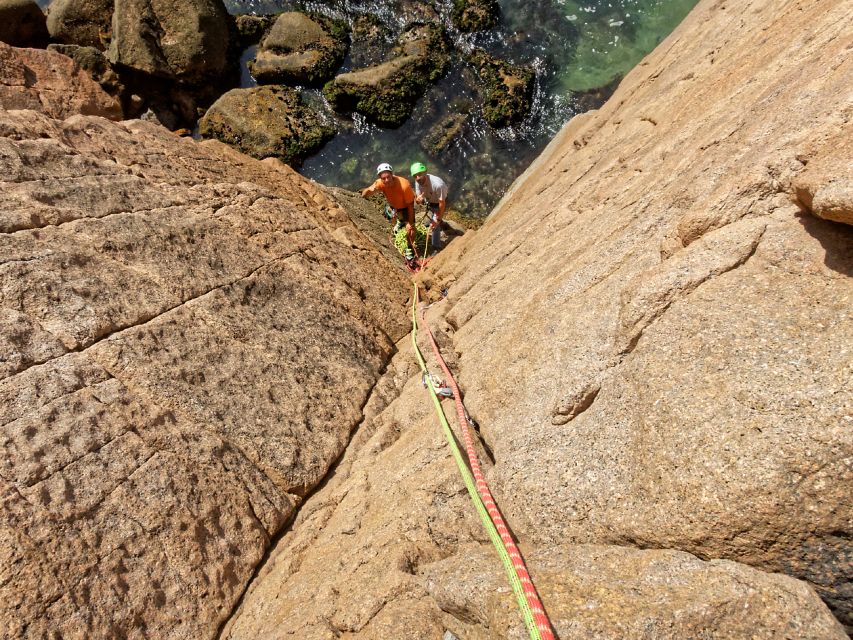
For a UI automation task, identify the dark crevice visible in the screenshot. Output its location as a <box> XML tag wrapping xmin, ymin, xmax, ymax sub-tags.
<box><xmin>215</xmin><ymin>341</ymin><xmax>399</xmax><ymax>640</ymax></box>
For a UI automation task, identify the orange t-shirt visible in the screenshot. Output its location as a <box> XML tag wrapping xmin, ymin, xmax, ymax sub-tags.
<box><xmin>371</xmin><ymin>175</ymin><xmax>414</xmax><ymax>210</ymax></box>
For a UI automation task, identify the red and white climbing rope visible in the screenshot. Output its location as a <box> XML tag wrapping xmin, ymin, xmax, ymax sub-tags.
<box><xmin>412</xmin><ymin>285</ymin><xmax>555</xmax><ymax>640</ymax></box>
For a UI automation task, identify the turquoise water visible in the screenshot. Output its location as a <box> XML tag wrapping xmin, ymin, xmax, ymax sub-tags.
<box><xmin>229</xmin><ymin>0</ymin><xmax>699</xmax><ymax>217</ymax></box>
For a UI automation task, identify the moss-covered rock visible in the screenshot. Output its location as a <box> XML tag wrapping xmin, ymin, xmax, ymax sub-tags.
<box><xmin>467</xmin><ymin>48</ymin><xmax>534</xmax><ymax>128</ymax></box>
<box><xmin>198</xmin><ymin>85</ymin><xmax>334</xmax><ymax>165</ymax></box>
<box><xmin>249</xmin><ymin>12</ymin><xmax>348</xmax><ymax>86</ymax></box>
<box><xmin>323</xmin><ymin>23</ymin><xmax>450</xmax><ymax>128</ymax></box>
<box><xmin>451</xmin><ymin>0</ymin><xmax>499</xmax><ymax>33</ymax></box>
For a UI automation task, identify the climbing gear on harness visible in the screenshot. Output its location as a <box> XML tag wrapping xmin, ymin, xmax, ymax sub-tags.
<box><xmin>410</xmin><ymin>161</ymin><xmax>427</xmax><ymax>176</ymax></box>
<box><xmin>376</xmin><ymin>162</ymin><xmax>393</xmax><ymax>174</ymax></box>
<box><xmin>411</xmin><ymin>285</ymin><xmax>555</xmax><ymax>640</ymax></box>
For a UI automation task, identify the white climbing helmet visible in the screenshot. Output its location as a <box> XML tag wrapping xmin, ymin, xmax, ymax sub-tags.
<box><xmin>376</xmin><ymin>162</ymin><xmax>393</xmax><ymax>175</ymax></box>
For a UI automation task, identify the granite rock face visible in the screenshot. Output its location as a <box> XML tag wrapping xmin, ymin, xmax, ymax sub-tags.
<box><xmin>2</xmin><ymin>0</ymin><xmax>852</xmax><ymax>636</ymax></box>
<box><xmin>0</xmin><ymin>42</ymin><xmax>122</xmax><ymax>119</ymax></box>
<box><xmin>225</xmin><ymin>0</ymin><xmax>852</xmax><ymax>637</ymax></box>
<box><xmin>0</xmin><ymin>102</ymin><xmax>410</xmax><ymax>637</ymax></box>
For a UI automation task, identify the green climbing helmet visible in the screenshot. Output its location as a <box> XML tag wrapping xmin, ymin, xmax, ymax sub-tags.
<box><xmin>410</xmin><ymin>161</ymin><xmax>427</xmax><ymax>176</ymax></box>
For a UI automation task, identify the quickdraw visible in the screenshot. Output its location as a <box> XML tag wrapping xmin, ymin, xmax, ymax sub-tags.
<box><xmin>411</xmin><ymin>284</ymin><xmax>555</xmax><ymax>640</ymax></box>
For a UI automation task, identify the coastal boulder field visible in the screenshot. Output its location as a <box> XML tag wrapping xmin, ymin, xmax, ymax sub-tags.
<box><xmin>1</xmin><ymin>0</ymin><xmax>852</xmax><ymax>639</ymax></box>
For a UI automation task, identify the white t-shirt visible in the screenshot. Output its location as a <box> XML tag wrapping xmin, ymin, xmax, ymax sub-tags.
<box><xmin>414</xmin><ymin>174</ymin><xmax>448</xmax><ymax>204</ymax></box>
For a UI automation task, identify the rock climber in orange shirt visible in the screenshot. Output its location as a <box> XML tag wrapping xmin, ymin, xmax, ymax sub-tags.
<box><xmin>361</xmin><ymin>162</ymin><xmax>417</xmax><ymax>264</ymax></box>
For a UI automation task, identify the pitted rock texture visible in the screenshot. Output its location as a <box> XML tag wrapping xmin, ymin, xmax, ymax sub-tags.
<box><xmin>225</xmin><ymin>0</ymin><xmax>852</xmax><ymax>636</ymax></box>
<box><xmin>223</xmin><ymin>333</ymin><xmax>846</xmax><ymax>639</ymax></box>
<box><xmin>0</xmin><ymin>106</ymin><xmax>410</xmax><ymax>637</ymax></box>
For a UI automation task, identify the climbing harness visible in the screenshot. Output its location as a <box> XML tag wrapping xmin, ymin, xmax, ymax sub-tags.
<box><xmin>411</xmin><ymin>284</ymin><xmax>555</xmax><ymax>640</ymax></box>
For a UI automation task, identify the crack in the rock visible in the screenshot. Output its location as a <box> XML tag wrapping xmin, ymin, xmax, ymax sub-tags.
<box><xmin>618</xmin><ymin>226</ymin><xmax>766</xmax><ymax>358</ymax></box>
<box><xmin>3</xmin><ymin>251</ymin><xmax>303</xmax><ymax>384</ymax></box>
<box><xmin>0</xmin><ymin>254</ymin><xmax>51</xmax><ymax>267</ymax></box>
<box><xmin>215</xmin><ymin>350</ymin><xmax>399</xmax><ymax>639</ymax></box>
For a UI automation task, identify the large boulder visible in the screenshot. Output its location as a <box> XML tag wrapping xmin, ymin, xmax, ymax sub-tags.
<box><xmin>792</xmin><ymin>129</ymin><xmax>853</xmax><ymax>226</ymax></box>
<box><xmin>323</xmin><ymin>24</ymin><xmax>450</xmax><ymax>127</ymax></box>
<box><xmin>0</xmin><ymin>41</ymin><xmax>122</xmax><ymax>119</ymax></box>
<box><xmin>467</xmin><ymin>48</ymin><xmax>534</xmax><ymax>128</ymax></box>
<box><xmin>45</xmin><ymin>0</ymin><xmax>113</xmax><ymax>49</ymax></box>
<box><xmin>0</xmin><ymin>0</ymin><xmax>48</xmax><ymax>47</ymax></box>
<box><xmin>107</xmin><ymin>0</ymin><xmax>231</xmax><ymax>83</ymax></box>
<box><xmin>249</xmin><ymin>12</ymin><xmax>348</xmax><ymax>86</ymax></box>
<box><xmin>233</xmin><ymin>13</ymin><xmax>275</xmax><ymax>48</ymax></box>
<box><xmin>198</xmin><ymin>85</ymin><xmax>335</xmax><ymax>164</ymax></box>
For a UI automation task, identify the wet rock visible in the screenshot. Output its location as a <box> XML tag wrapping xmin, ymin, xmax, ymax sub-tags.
<box><xmin>451</xmin><ymin>0</ymin><xmax>499</xmax><ymax>33</ymax></box>
<box><xmin>0</xmin><ymin>0</ymin><xmax>48</xmax><ymax>47</ymax></box>
<box><xmin>467</xmin><ymin>48</ymin><xmax>534</xmax><ymax>128</ymax></box>
<box><xmin>421</xmin><ymin>108</ymin><xmax>470</xmax><ymax>156</ymax></box>
<box><xmin>324</xmin><ymin>24</ymin><xmax>450</xmax><ymax>127</ymax></box>
<box><xmin>233</xmin><ymin>13</ymin><xmax>276</xmax><ymax>48</ymax></box>
<box><xmin>0</xmin><ymin>42</ymin><xmax>122</xmax><ymax>119</ymax></box>
<box><xmin>250</xmin><ymin>12</ymin><xmax>348</xmax><ymax>86</ymax></box>
<box><xmin>348</xmin><ymin>14</ymin><xmax>391</xmax><ymax>68</ymax></box>
<box><xmin>199</xmin><ymin>85</ymin><xmax>334</xmax><ymax>164</ymax></box>
<box><xmin>45</xmin><ymin>0</ymin><xmax>112</xmax><ymax>49</ymax></box>
<box><xmin>399</xmin><ymin>0</ymin><xmax>440</xmax><ymax>26</ymax></box>
<box><xmin>107</xmin><ymin>0</ymin><xmax>231</xmax><ymax>84</ymax></box>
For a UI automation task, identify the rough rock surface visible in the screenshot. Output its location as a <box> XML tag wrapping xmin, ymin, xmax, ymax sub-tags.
<box><xmin>0</xmin><ymin>42</ymin><xmax>122</xmax><ymax>119</ymax></box>
<box><xmin>421</xmin><ymin>544</ymin><xmax>846</xmax><ymax>639</ymax></box>
<box><xmin>0</xmin><ymin>102</ymin><xmax>410</xmax><ymax>637</ymax></box>
<box><xmin>46</xmin><ymin>43</ymin><xmax>125</xmax><ymax>100</ymax></box>
<box><xmin>45</xmin><ymin>0</ymin><xmax>113</xmax><ymax>50</ymax></box>
<box><xmin>225</xmin><ymin>0</ymin><xmax>852</xmax><ymax>636</ymax></box>
<box><xmin>0</xmin><ymin>0</ymin><xmax>48</xmax><ymax>48</ymax></box>
<box><xmin>793</xmin><ymin>129</ymin><xmax>853</xmax><ymax>226</ymax></box>
<box><xmin>198</xmin><ymin>85</ymin><xmax>335</xmax><ymax>164</ymax></box>
<box><xmin>250</xmin><ymin>12</ymin><xmax>348</xmax><ymax>86</ymax></box>
<box><xmin>107</xmin><ymin>0</ymin><xmax>231</xmax><ymax>83</ymax></box>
